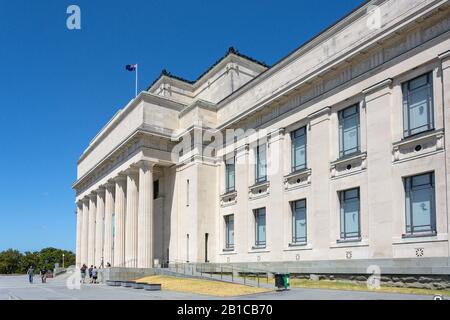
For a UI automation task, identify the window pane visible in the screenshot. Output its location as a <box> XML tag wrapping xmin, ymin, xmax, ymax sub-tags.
<box><xmin>292</xmin><ymin>128</ymin><xmax>306</xmax><ymax>171</ymax></box>
<box><xmin>226</xmin><ymin>161</ymin><xmax>235</xmax><ymax>191</ymax></box>
<box><xmin>344</xmin><ymin>199</ymin><xmax>359</xmax><ymax>236</ymax></box>
<box><xmin>408</xmin><ymin>87</ymin><xmax>429</xmax><ymax>134</ymax></box>
<box><xmin>256</xmin><ymin>145</ymin><xmax>267</xmax><ymax>182</ymax></box>
<box><xmin>339</xmin><ymin>105</ymin><xmax>359</xmax><ymax>156</ymax></box>
<box><xmin>403</xmin><ymin>72</ymin><xmax>433</xmax><ymax>137</ymax></box>
<box><xmin>340</xmin><ymin>188</ymin><xmax>360</xmax><ymax>239</ymax></box>
<box><xmin>225</xmin><ymin>215</ymin><xmax>234</xmax><ymax>248</ymax></box>
<box><xmin>411</xmin><ymin>188</ymin><xmax>433</xmax><ymax>231</ymax></box>
<box><xmin>293</xmin><ymin>200</ymin><xmax>306</xmax><ymax>243</ymax></box>
<box><xmin>409</xmin><ymin>74</ymin><xmax>428</xmax><ymax>90</ymax></box>
<box><xmin>404</xmin><ymin>173</ymin><xmax>436</xmax><ymax>234</ymax></box>
<box><xmin>255</xmin><ymin>208</ymin><xmax>266</xmax><ymax>245</ymax></box>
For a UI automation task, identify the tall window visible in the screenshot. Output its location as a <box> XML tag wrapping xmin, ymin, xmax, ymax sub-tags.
<box><xmin>291</xmin><ymin>200</ymin><xmax>307</xmax><ymax>244</ymax></box>
<box><xmin>225</xmin><ymin>157</ymin><xmax>235</xmax><ymax>192</ymax></box>
<box><xmin>404</xmin><ymin>172</ymin><xmax>436</xmax><ymax>236</ymax></box>
<box><xmin>339</xmin><ymin>104</ymin><xmax>360</xmax><ymax>158</ymax></box>
<box><xmin>254</xmin><ymin>208</ymin><xmax>266</xmax><ymax>247</ymax></box>
<box><xmin>255</xmin><ymin>144</ymin><xmax>267</xmax><ymax>183</ymax></box>
<box><xmin>153</xmin><ymin>180</ymin><xmax>160</xmax><ymax>199</ymax></box>
<box><xmin>402</xmin><ymin>72</ymin><xmax>434</xmax><ymax>137</ymax></box>
<box><xmin>291</xmin><ymin>127</ymin><xmax>307</xmax><ymax>172</ymax></box>
<box><xmin>186</xmin><ymin>179</ymin><xmax>190</xmax><ymax>207</ymax></box>
<box><xmin>339</xmin><ymin>188</ymin><xmax>360</xmax><ymax>240</ymax></box>
<box><xmin>224</xmin><ymin>215</ymin><xmax>234</xmax><ymax>249</ymax></box>
<box><xmin>112</xmin><ymin>213</ymin><xmax>115</xmax><ymax>250</ymax></box>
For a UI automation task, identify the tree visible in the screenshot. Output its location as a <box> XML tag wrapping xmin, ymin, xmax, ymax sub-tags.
<box><xmin>0</xmin><ymin>248</ymin><xmax>76</xmax><ymax>274</ymax></box>
<box><xmin>0</xmin><ymin>249</ymin><xmax>22</xmax><ymax>274</ymax></box>
<box><xmin>18</xmin><ymin>251</ymin><xmax>39</xmax><ymax>273</ymax></box>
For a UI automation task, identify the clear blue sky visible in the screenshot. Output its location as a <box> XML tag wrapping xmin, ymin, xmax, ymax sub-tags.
<box><xmin>0</xmin><ymin>0</ymin><xmax>365</xmax><ymax>252</ymax></box>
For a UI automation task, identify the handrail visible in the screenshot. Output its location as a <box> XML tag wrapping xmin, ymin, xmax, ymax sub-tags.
<box><xmin>159</xmin><ymin>260</ymin><xmax>274</xmax><ymax>288</ymax></box>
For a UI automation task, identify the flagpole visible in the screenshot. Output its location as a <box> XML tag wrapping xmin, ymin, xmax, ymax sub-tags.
<box><xmin>135</xmin><ymin>64</ymin><xmax>138</xmax><ymax>97</ymax></box>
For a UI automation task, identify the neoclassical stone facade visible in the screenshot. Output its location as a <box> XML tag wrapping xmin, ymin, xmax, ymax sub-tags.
<box><xmin>74</xmin><ymin>0</ymin><xmax>450</xmax><ymax>275</ymax></box>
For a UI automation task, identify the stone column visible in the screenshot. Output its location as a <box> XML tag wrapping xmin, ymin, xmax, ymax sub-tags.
<box><xmin>137</xmin><ymin>161</ymin><xmax>154</xmax><ymax>268</ymax></box>
<box><xmin>439</xmin><ymin>50</ymin><xmax>450</xmax><ymax>259</ymax></box>
<box><xmin>363</xmin><ymin>79</ymin><xmax>393</xmax><ymax>258</ymax></box>
<box><xmin>114</xmin><ymin>175</ymin><xmax>127</xmax><ymax>267</ymax></box>
<box><xmin>95</xmin><ymin>187</ymin><xmax>105</xmax><ymax>267</ymax></box>
<box><xmin>75</xmin><ymin>201</ymin><xmax>83</xmax><ymax>268</ymax></box>
<box><xmin>125</xmin><ymin>168</ymin><xmax>139</xmax><ymax>268</ymax></box>
<box><xmin>87</xmin><ymin>192</ymin><xmax>97</xmax><ymax>266</ymax></box>
<box><xmin>103</xmin><ymin>182</ymin><xmax>115</xmax><ymax>266</ymax></box>
<box><xmin>81</xmin><ymin>197</ymin><xmax>89</xmax><ymax>266</ymax></box>
<box><xmin>308</xmin><ymin>107</ymin><xmax>331</xmax><ymax>252</ymax></box>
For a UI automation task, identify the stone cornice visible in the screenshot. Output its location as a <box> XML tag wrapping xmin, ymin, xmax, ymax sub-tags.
<box><xmin>438</xmin><ymin>49</ymin><xmax>450</xmax><ymax>61</ymax></box>
<box><xmin>78</xmin><ymin>92</ymin><xmax>186</xmax><ymax>164</ymax></box>
<box><xmin>362</xmin><ymin>78</ymin><xmax>393</xmax><ymax>95</ymax></box>
<box><xmin>179</xmin><ymin>99</ymin><xmax>217</xmax><ymax>118</ymax></box>
<box><xmin>215</xmin><ymin>0</ymin><xmax>448</xmax><ymax>130</ymax></box>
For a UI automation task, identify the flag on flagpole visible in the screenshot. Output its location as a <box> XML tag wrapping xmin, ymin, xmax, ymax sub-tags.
<box><xmin>126</xmin><ymin>64</ymin><xmax>137</xmax><ymax>71</ymax></box>
<box><xmin>125</xmin><ymin>64</ymin><xmax>138</xmax><ymax>97</ymax></box>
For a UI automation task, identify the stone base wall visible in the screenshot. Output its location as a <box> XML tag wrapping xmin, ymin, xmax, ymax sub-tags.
<box><xmin>99</xmin><ymin>267</ymin><xmax>155</xmax><ymax>283</ymax></box>
<box><xmin>292</xmin><ymin>273</ymin><xmax>450</xmax><ymax>290</ymax></box>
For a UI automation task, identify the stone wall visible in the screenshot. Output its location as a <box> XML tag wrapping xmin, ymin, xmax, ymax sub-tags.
<box><xmin>293</xmin><ymin>273</ymin><xmax>450</xmax><ymax>290</ymax></box>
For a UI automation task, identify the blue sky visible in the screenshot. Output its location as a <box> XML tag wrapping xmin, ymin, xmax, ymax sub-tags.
<box><xmin>0</xmin><ymin>0</ymin><xmax>365</xmax><ymax>252</ymax></box>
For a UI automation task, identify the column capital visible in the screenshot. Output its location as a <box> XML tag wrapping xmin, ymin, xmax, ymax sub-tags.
<box><xmin>124</xmin><ymin>167</ymin><xmax>139</xmax><ymax>177</ymax></box>
<box><xmin>104</xmin><ymin>180</ymin><xmax>116</xmax><ymax>188</ymax></box>
<box><xmin>113</xmin><ymin>173</ymin><xmax>127</xmax><ymax>183</ymax></box>
<box><xmin>136</xmin><ymin>160</ymin><xmax>155</xmax><ymax>171</ymax></box>
<box><xmin>82</xmin><ymin>196</ymin><xmax>90</xmax><ymax>204</ymax></box>
<box><xmin>88</xmin><ymin>191</ymin><xmax>97</xmax><ymax>200</ymax></box>
<box><xmin>96</xmin><ymin>186</ymin><xmax>106</xmax><ymax>194</ymax></box>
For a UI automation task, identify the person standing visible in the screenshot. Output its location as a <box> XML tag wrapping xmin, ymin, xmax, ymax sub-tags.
<box><xmin>92</xmin><ymin>266</ymin><xmax>98</xmax><ymax>284</ymax></box>
<box><xmin>27</xmin><ymin>266</ymin><xmax>34</xmax><ymax>284</ymax></box>
<box><xmin>88</xmin><ymin>265</ymin><xmax>93</xmax><ymax>283</ymax></box>
<box><xmin>80</xmin><ymin>264</ymin><xmax>87</xmax><ymax>283</ymax></box>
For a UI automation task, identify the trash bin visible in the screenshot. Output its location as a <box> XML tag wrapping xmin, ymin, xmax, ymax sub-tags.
<box><xmin>274</xmin><ymin>273</ymin><xmax>290</xmax><ymax>291</ymax></box>
<box><xmin>282</xmin><ymin>273</ymin><xmax>290</xmax><ymax>290</ymax></box>
<box><xmin>274</xmin><ymin>273</ymin><xmax>284</xmax><ymax>290</ymax></box>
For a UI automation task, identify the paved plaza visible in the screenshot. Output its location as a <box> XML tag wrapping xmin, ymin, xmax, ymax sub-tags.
<box><xmin>0</xmin><ymin>274</ymin><xmax>445</xmax><ymax>300</ymax></box>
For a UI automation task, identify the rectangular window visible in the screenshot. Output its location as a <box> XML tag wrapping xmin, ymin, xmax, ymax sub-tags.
<box><xmin>153</xmin><ymin>180</ymin><xmax>159</xmax><ymax>199</ymax></box>
<box><xmin>254</xmin><ymin>208</ymin><xmax>266</xmax><ymax>247</ymax></box>
<box><xmin>291</xmin><ymin>127</ymin><xmax>307</xmax><ymax>172</ymax></box>
<box><xmin>339</xmin><ymin>104</ymin><xmax>360</xmax><ymax>158</ymax></box>
<box><xmin>186</xmin><ymin>179</ymin><xmax>190</xmax><ymax>207</ymax></box>
<box><xmin>255</xmin><ymin>144</ymin><xmax>267</xmax><ymax>183</ymax></box>
<box><xmin>291</xmin><ymin>199</ymin><xmax>307</xmax><ymax>244</ymax></box>
<box><xmin>224</xmin><ymin>215</ymin><xmax>234</xmax><ymax>249</ymax></box>
<box><xmin>404</xmin><ymin>172</ymin><xmax>436</xmax><ymax>236</ymax></box>
<box><xmin>112</xmin><ymin>214</ymin><xmax>115</xmax><ymax>250</ymax></box>
<box><xmin>402</xmin><ymin>72</ymin><xmax>434</xmax><ymax>137</ymax></box>
<box><xmin>339</xmin><ymin>188</ymin><xmax>360</xmax><ymax>240</ymax></box>
<box><xmin>225</xmin><ymin>157</ymin><xmax>235</xmax><ymax>192</ymax></box>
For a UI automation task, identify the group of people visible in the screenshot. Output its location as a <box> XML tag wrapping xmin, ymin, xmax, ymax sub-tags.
<box><xmin>26</xmin><ymin>261</ymin><xmax>112</xmax><ymax>285</ymax></box>
<box><xmin>26</xmin><ymin>266</ymin><xmax>49</xmax><ymax>284</ymax></box>
<box><xmin>79</xmin><ymin>261</ymin><xmax>111</xmax><ymax>284</ymax></box>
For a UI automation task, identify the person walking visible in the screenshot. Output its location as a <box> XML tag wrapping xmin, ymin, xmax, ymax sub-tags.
<box><xmin>40</xmin><ymin>267</ymin><xmax>47</xmax><ymax>283</ymax></box>
<box><xmin>80</xmin><ymin>264</ymin><xmax>87</xmax><ymax>283</ymax></box>
<box><xmin>88</xmin><ymin>265</ymin><xmax>93</xmax><ymax>283</ymax></box>
<box><xmin>27</xmin><ymin>266</ymin><xmax>34</xmax><ymax>284</ymax></box>
<box><xmin>92</xmin><ymin>266</ymin><xmax>98</xmax><ymax>284</ymax></box>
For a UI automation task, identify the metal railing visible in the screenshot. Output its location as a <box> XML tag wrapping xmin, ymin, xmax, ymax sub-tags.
<box><xmin>158</xmin><ymin>260</ymin><xmax>274</xmax><ymax>288</ymax></box>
